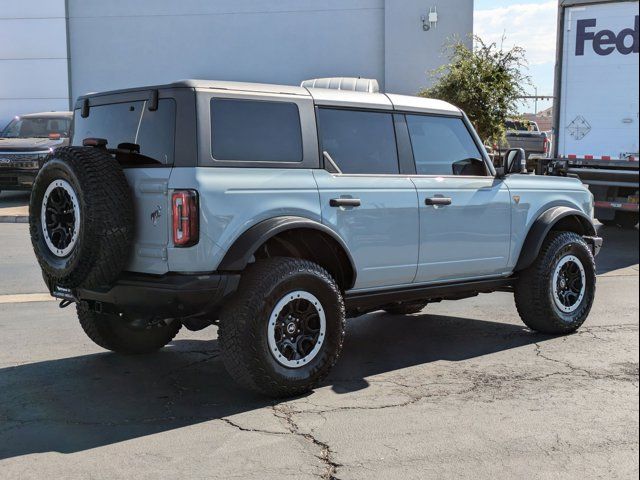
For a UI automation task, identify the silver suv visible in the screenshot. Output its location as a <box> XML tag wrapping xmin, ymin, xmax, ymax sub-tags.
<box><xmin>28</xmin><ymin>79</ymin><xmax>602</xmax><ymax>397</ymax></box>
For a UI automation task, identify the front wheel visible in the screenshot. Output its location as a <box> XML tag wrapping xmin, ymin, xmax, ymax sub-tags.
<box><xmin>514</xmin><ymin>231</ymin><xmax>596</xmax><ymax>334</ymax></box>
<box><xmin>218</xmin><ymin>258</ymin><xmax>345</xmax><ymax>398</ymax></box>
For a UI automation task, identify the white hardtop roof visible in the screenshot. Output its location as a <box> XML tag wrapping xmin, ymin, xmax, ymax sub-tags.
<box><xmin>307</xmin><ymin>88</ymin><xmax>461</xmax><ymax>116</ymax></box>
<box><xmin>184</xmin><ymin>79</ymin><xmax>308</xmax><ymax>96</ymax></box>
<box><xmin>184</xmin><ymin>79</ymin><xmax>461</xmax><ymax>116</ymax></box>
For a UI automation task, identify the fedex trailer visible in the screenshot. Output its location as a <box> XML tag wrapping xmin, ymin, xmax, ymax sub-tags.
<box><xmin>545</xmin><ymin>0</ymin><xmax>639</xmax><ymax>227</ymax></box>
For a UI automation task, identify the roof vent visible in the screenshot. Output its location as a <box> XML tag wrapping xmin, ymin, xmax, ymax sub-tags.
<box><xmin>301</xmin><ymin>77</ymin><xmax>380</xmax><ymax>93</ymax></box>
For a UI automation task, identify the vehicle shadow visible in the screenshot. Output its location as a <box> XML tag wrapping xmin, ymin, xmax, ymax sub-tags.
<box><xmin>0</xmin><ymin>312</ymin><xmax>551</xmax><ymax>460</ymax></box>
<box><xmin>595</xmin><ymin>224</ymin><xmax>639</xmax><ymax>275</ymax></box>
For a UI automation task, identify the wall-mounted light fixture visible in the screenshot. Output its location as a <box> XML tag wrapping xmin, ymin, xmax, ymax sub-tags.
<box><xmin>421</xmin><ymin>6</ymin><xmax>438</xmax><ymax>31</ymax></box>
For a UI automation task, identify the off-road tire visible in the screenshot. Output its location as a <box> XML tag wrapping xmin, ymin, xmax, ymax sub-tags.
<box><xmin>515</xmin><ymin>231</ymin><xmax>596</xmax><ymax>334</ymax></box>
<box><xmin>77</xmin><ymin>303</ymin><xmax>181</xmax><ymax>354</ymax></box>
<box><xmin>218</xmin><ymin>257</ymin><xmax>346</xmax><ymax>398</ymax></box>
<box><xmin>384</xmin><ymin>301</ymin><xmax>428</xmax><ymax>315</ymax></box>
<box><xmin>29</xmin><ymin>147</ymin><xmax>133</xmax><ymax>289</ymax></box>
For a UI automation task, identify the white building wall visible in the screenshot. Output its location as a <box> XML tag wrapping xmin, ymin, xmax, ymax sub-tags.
<box><xmin>385</xmin><ymin>0</ymin><xmax>474</xmax><ymax>94</ymax></box>
<box><xmin>67</xmin><ymin>0</ymin><xmax>385</xmax><ymax>100</ymax></box>
<box><xmin>0</xmin><ymin>0</ymin><xmax>70</xmax><ymax>127</ymax></box>
<box><xmin>67</xmin><ymin>0</ymin><xmax>473</xmax><ymax>101</ymax></box>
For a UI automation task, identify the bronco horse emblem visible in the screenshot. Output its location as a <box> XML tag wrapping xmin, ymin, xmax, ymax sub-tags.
<box><xmin>150</xmin><ymin>205</ymin><xmax>162</xmax><ymax>226</ymax></box>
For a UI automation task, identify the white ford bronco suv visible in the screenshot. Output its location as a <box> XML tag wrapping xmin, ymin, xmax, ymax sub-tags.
<box><xmin>29</xmin><ymin>78</ymin><xmax>602</xmax><ymax>397</ymax></box>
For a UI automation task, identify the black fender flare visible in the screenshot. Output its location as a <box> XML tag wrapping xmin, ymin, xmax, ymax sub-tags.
<box><xmin>515</xmin><ymin>206</ymin><xmax>597</xmax><ymax>271</ymax></box>
<box><xmin>217</xmin><ymin>216</ymin><xmax>357</xmax><ymax>288</ymax></box>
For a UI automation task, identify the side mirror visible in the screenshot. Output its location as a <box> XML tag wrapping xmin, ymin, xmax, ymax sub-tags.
<box><xmin>504</xmin><ymin>148</ymin><xmax>527</xmax><ymax>175</ymax></box>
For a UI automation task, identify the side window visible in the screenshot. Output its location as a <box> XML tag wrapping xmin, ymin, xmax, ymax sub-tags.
<box><xmin>210</xmin><ymin>98</ymin><xmax>303</xmax><ymax>162</ymax></box>
<box><xmin>406</xmin><ymin>115</ymin><xmax>487</xmax><ymax>176</ymax></box>
<box><xmin>72</xmin><ymin>99</ymin><xmax>176</xmax><ymax>165</ymax></box>
<box><xmin>317</xmin><ymin>108</ymin><xmax>399</xmax><ymax>175</ymax></box>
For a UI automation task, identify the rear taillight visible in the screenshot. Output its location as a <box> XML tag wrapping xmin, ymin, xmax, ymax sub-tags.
<box><xmin>543</xmin><ymin>136</ymin><xmax>550</xmax><ymax>155</ymax></box>
<box><xmin>172</xmin><ymin>190</ymin><xmax>199</xmax><ymax>247</ymax></box>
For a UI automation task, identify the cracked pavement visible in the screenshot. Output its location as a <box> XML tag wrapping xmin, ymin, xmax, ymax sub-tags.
<box><xmin>0</xmin><ymin>223</ymin><xmax>637</xmax><ymax>479</ymax></box>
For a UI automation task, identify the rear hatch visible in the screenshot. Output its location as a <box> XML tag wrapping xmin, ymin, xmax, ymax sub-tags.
<box><xmin>71</xmin><ymin>96</ymin><xmax>177</xmax><ymax>274</ymax></box>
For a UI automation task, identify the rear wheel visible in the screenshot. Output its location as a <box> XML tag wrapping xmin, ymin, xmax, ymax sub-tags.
<box><xmin>219</xmin><ymin>257</ymin><xmax>345</xmax><ymax>398</ymax></box>
<box><xmin>77</xmin><ymin>303</ymin><xmax>181</xmax><ymax>354</ymax></box>
<box><xmin>514</xmin><ymin>231</ymin><xmax>596</xmax><ymax>334</ymax></box>
<box><xmin>384</xmin><ymin>301</ymin><xmax>428</xmax><ymax>315</ymax></box>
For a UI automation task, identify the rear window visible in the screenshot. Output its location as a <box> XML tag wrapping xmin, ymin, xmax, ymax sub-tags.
<box><xmin>506</xmin><ymin>120</ymin><xmax>538</xmax><ymax>132</ymax></box>
<box><xmin>210</xmin><ymin>98</ymin><xmax>303</xmax><ymax>162</ymax></box>
<box><xmin>72</xmin><ymin>99</ymin><xmax>176</xmax><ymax>165</ymax></box>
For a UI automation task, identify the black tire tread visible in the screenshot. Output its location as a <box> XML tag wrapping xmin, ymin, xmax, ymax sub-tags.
<box><xmin>29</xmin><ymin>147</ymin><xmax>134</xmax><ymax>288</ymax></box>
<box><xmin>77</xmin><ymin>303</ymin><xmax>181</xmax><ymax>354</ymax></box>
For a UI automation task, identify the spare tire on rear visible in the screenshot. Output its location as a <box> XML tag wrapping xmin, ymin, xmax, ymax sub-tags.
<box><xmin>29</xmin><ymin>146</ymin><xmax>134</xmax><ymax>289</ymax></box>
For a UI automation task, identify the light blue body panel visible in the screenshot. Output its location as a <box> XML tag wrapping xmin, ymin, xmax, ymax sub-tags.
<box><xmin>411</xmin><ymin>176</ymin><xmax>512</xmax><ymax>283</ymax></box>
<box><xmin>124</xmin><ymin>165</ymin><xmax>593</xmax><ymax>289</ymax></box>
<box><xmin>503</xmin><ymin>175</ymin><xmax>593</xmax><ymax>270</ymax></box>
<box><xmin>312</xmin><ymin>170</ymin><xmax>420</xmax><ymax>289</ymax></box>
<box><xmin>167</xmin><ymin>167</ymin><xmax>322</xmax><ymax>273</ymax></box>
<box><xmin>123</xmin><ymin>168</ymin><xmax>172</xmax><ymax>275</ymax></box>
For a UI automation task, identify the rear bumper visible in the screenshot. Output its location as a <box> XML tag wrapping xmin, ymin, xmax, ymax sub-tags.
<box><xmin>54</xmin><ymin>272</ymin><xmax>241</xmax><ymax>319</ymax></box>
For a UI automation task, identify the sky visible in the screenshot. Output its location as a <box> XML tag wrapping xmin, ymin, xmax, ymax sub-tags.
<box><xmin>474</xmin><ymin>0</ymin><xmax>557</xmax><ymax>113</ymax></box>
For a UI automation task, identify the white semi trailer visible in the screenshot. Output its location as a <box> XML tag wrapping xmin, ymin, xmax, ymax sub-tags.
<box><xmin>544</xmin><ymin>0</ymin><xmax>639</xmax><ymax>227</ymax></box>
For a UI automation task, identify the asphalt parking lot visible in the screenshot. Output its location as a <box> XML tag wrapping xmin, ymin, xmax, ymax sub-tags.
<box><xmin>0</xmin><ymin>220</ymin><xmax>638</xmax><ymax>479</ymax></box>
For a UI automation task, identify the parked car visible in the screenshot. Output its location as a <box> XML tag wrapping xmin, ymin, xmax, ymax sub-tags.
<box><xmin>0</xmin><ymin>112</ymin><xmax>72</xmax><ymax>195</ymax></box>
<box><xmin>504</xmin><ymin>119</ymin><xmax>550</xmax><ymax>167</ymax></box>
<box><xmin>28</xmin><ymin>79</ymin><xmax>601</xmax><ymax>397</ymax></box>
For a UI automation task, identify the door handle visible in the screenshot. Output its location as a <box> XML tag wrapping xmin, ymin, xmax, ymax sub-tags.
<box><xmin>425</xmin><ymin>197</ymin><xmax>452</xmax><ymax>206</ymax></box>
<box><xmin>330</xmin><ymin>198</ymin><xmax>361</xmax><ymax>208</ymax></box>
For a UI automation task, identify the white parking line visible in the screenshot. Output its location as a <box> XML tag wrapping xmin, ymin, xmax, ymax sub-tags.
<box><xmin>0</xmin><ymin>293</ymin><xmax>54</xmax><ymax>304</ymax></box>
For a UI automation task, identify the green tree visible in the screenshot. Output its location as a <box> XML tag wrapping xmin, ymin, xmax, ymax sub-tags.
<box><xmin>420</xmin><ymin>36</ymin><xmax>530</xmax><ymax>144</ymax></box>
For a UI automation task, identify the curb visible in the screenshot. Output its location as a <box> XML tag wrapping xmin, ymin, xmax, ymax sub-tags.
<box><xmin>0</xmin><ymin>215</ymin><xmax>28</xmax><ymax>224</ymax></box>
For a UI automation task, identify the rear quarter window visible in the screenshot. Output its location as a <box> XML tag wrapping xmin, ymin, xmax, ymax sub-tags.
<box><xmin>210</xmin><ymin>98</ymin><xmax>303</xmax><ymax>162</ymax></box>
<box><xmin>72</xmin><ymin>99</ymin><xmax>176</xmax><ymax>165</ymax></box>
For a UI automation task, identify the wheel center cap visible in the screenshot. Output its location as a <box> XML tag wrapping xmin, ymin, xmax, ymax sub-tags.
<box><xmin>286</xmin><ymin>322</ymin><xmax>297</xmax><ymax>335</ymax></box>
<box><xmin>560</xmin><ymin>278</ymin><xmax>567</xmax><ymax>289</ymax></box>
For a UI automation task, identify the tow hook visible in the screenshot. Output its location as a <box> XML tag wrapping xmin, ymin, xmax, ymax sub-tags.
<box><xmin>59</xmin><ymin>299</ymin><xmax>74</xmax><ymax>309</ymax></box>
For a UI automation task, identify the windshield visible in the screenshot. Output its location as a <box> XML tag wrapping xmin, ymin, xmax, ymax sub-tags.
<box><xmin>1</xmin><ymin>117</ymin><xmax>71</xmax><ymax>139</ymax></box>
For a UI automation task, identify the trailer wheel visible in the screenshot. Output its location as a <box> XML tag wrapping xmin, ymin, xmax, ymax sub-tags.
<box><xmin>615</xmin><ymin>212</ymin><xmax>638</xmax><ymax>229</ymax></box>
<box><xmin>597</xmin><ymin>218</ymin><xmax>615</xmax><ymax>227</ymax></box>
